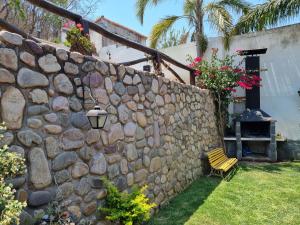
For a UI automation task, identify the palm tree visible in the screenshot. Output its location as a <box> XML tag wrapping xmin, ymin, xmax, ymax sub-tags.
<box><xmin>236</xmin><ymin>0</ymin><xmax>300</xmax><ymax>34</ymax></box>
<box><xmin>136</xmin><ymin>0</ymin><xmax>250</xmax><ymax>56</ymax></box>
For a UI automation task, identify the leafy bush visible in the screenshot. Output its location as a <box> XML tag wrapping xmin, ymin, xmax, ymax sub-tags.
<box><xmin>65</xmin><ymin>23</ymin><xmax>96</xmax><ymax>56</ymax></box>
<box><xmin>100</xmin><ymin>178</ymin><xmax>156</xmax><ymax>225</ymax></box>
<box><xmin>0</xmin><ymin>124</ymin><xmax>26</xmax><ymax>225</ymax></box>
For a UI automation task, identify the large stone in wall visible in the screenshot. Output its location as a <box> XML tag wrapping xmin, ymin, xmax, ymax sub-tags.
<box><xmin>17</xmin><ymin>68</ymin><xmax>49</xmax><ymax>88</ymax></box>
<box><xmin>52</xmin><ymin>152</ymin><xmax>78</xmax><ymax>171</ymax></box>
<box><xmin>61</xmin><ymin>128</ymin><xmax>85</xmax><ymax>150</ymax></box>
<box><xmin>0</xmin><ymin>31</ymin><xmax>23</xmax><ymax>46</ymax></box>
<box><xmin>0</xmin><ymin>68</ymin><xmax>15</xmax><ymax>83</ymax></box>
<box><xmin>0</xmin><ymin>48</ymin><xmax>18</xmax><ymax>70</ymax></box>
<box><xmin>29</xmin><ymin>148</ymin><xmax>52</xmax><ymax>189</ymax></box>
<box><xmin>90</xmin><ymin>153</ymin><xmax>107</xmax><ymax>175</ymax></box>
<box><xmin>108</xmin><ymin>123</ymin><xmax>124</xmax><ymax>145</ymax></box>
<box><xmin>17</xmin><ymin>130</ymin><xmax>42</xmax><ymax>147</ymax></box>
<box><xmin>53</xmin><ymin>73</ymin><xmax>74</xmax><ymax>95</ymax></box>
<box><xmin>38</xmin><ymin>54</ymin><xmax>61</xmax><ymax>73</ymax></box>
<box><xmin>1</xmin><ymin>87</ymin><xmax>25</xmax><ymax>129</ymax></box>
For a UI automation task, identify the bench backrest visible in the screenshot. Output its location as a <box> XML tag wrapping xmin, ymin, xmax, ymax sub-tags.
<box><xmin>207</xmin><ymin>148</ymin><xmax>228</xmax><ymax>168</ymax></box>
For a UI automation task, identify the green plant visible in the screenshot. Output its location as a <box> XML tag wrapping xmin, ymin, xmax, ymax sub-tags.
<box><xmin>136</xmin><ymin>0</ymin><xmax>251</xmax><ymax>54</ymax></box>
<box><xmin>188</xmin><ymin>50</ymin><xmax>261</xmax><ymax>147</ymax></box>
<box><xmin>100</xmin><ymin>178</ymin><xmax>156</xmax><ymax>225</ymax></box>
<box><xmin>65</xmin><ymin>23</ymin><xmax>95</xmax><ymax>55</ymax></box>
<box><xmin>0</xmin><ymin>124</ymin><xmax>26</xmax><ymax>225</ymax></box>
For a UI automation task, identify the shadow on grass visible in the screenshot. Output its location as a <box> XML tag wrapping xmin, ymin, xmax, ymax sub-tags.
<box><xmin>147</xmin><ymin>177</ymin><xmax>221</xmax><ymax>225</ymax></box>
<box><xmin>238</xmin><ymin>161</ymin><xmax>300</xmax><ymax>174</ymax></box>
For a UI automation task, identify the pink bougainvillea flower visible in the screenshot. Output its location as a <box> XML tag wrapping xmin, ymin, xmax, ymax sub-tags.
<box><xmin>79</xmin><ymin>27</ymin><xmax>84</xmax><ymax>32</ymax></box>
<box><xmin>220</xmin><ymin>66</ymin><xmax>231</xmax><ymax>71</ymax></box>
<box><xmin>194</xmin><ymin>70</ymin><xmax>201</xmax><ymax>76</ymax></box>
<box><xmin>194</xmin><ymin>57</ymin><xmax>202</xmax><ymax>63</ymax></box>
<box><xmin>235</xmin><ymin>49</ymin><xmax>243</xmax><ymax>53</ymax></box>
<box><xmin>76</xmin><ymin>23</ymin><xmax>82</xmax><ymax>28</ymax></box>
<box><xmin>237</xmin><ymin>81</ymin><xmax>252</xmax><ymax>89</ymax></box>
<box><xmin>189</xmin><ymin>62</ymin><xmax>196</xmax><ymax>68</ymax></box>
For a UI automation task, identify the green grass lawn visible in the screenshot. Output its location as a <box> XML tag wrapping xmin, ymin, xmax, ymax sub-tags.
<box><xmin>148</xmin><ymin>162</ymin><xmax>300</xmax><ymax>225</ymax></box>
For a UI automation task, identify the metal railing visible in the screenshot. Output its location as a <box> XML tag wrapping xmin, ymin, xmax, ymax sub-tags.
<box><xmin>0</xmin><ymin>0</ymin><xmax>196</xmax><ymax>85</ymax></box>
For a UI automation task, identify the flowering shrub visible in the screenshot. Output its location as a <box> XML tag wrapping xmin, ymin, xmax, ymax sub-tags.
<box><xmin>188</xmin><ymin>50</ymin><xmax>261</xmax><ymax>145</ymax></box>
<box><xmin>65</xmin><ymin>23</ymin><xmax>96</xmax><ymax>56</ymax></box>
<box><xmin>0</xmin><ymin>124</ymin><xmax>26</xmax><ymax>225</ymax></box>
<box><xmin>100</xmin><ymin>178</ymin><xmax>156</xmax><ymax>225</ymax></box>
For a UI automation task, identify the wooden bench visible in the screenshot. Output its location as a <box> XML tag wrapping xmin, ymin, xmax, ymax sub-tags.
<box><xmin>207</xmin><ymin>148</ymin><xmax>238</xmax><ymax>178</ymax></box>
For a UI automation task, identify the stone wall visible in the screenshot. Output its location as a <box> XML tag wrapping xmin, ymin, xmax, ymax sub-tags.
<box><xmin>0</xmin><ymin>31</ymin><xmax>220</xmax><ymax>224</ymax></box>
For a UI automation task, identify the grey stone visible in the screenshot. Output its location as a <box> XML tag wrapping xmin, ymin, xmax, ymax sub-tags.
<box><xmin>44</xmin><ymin>125</ymin><xmax>62</xmax><ymax>134</ymax></box>
<box><xmin>0</xmin><ymin>68</ymin><xmax>15</xmax><ymax>83</ymax></box>
<box><xmin>24</xmin><ymin>39</ymin><xmax>43</xmax><ymax>55</ymax></box>
<box><xmin>90</xmin><ymin>153</ymin><xmax>107</xmax><ymax>175</ymax></box>
<box><xmin>52</xmin><ymin>152</ymin><xmax>78</xmax><ymax>171</ymax></box>
<box><xmin>152</xmin><ymin>79</ymin><xmax>159</xmax><ymax>93</ymax></box>
<box><xmin>136</xmin><ymin>139</ymin><xmax>147</xmax><ymax>148</ymax></box>
<box><xmin>57</xmin><ymin>182</ymin><xmax>73</xmax><ymax>199</ymax></box>
<box><xmin>54</xmin><ymin>74</ymin><xmax>74</xmax><ymax>95</ymax></box>
<box><xmin>120</xmin><ymin>159</ymin><xmax>128</xmax><ymax>175</ymax></box>
<box><xmin>108</xmin><ymin>123</ymin><xmax>124</xmax><ymax>144</ymax></box>
<box><xmin>38</xmin><ymin>54</ymin><xmax>61</xmax><ymax>73</ymax></box>
<box><xmin>17</xmin><ymin>130</ymin><xmax>42</xmax><ymax>147</ymax></box>
<box><xmin>135</xmin><ymin>169</ymin><xmax>148</xmax><ymax>183</ymax></box>
<box><xmin>110</xmin><ymin>93</ymin><xmax>121</xmax><ymax>106</ymax></box>
<box><xmin>155</xmin><ymin>95</ymin><xmax>164</xmax><ymax>106</ymax></box>
<box><xmin>154</xmin><ymin>121</ymin><xmax>160</xmax><ymax>147</ymax></box>
<box><xmin>0</xmin><ymin>132</ymin><xmax>14</xmax><ymax>147</ymax></box>
<box><xmin>71</xmin><ymin>112</ymin><xmax>91</xmax><ymax>130</ymax></box>
<box><xmin>44</xmin><ymin>113</ymin><xmax>58</xmax><ymax>123</ymax></box>
<box><xmin>83</xmin><ymin>72</ymin><xmax>103</xmax><ymax>88</ymax></box>
<box><xmin>95</xmin><ymin>61</ymin><xmax>109</xmax><ymax>75</ymax></box>
<box><xmin>146</xmin><ymin>91</ymin><xmax>155</xmax><ymax>102</ymax></box>
<box><xmin>86</xmin><ymin>129</ymin><xmax>100</xmax><ymax>145</ymax></box>
<box><xmin>56</xmin><ymin>48</ymin><xmax>68</xmax><ymax>61</ymax></box>
<box><xmin>136</xmin><ymin>112</ymin><xmax>147</xmax><ymax>128</ymax></box>
<box><xmin>0</xmin><ymin>31</ymin><xmax>23</xmax><ymax>45</ymax></box>
<box><xmin>105</xmin><ymin>77</ymin><xmax>113</xmax><ymax>93</ymax></box>
<box><xmin>127</xmin><ymin>86</ymin><xmax>138</xmax><ymax>95</ymax></box>
<box><xmin>28</xmin><ymin>191</ymin><xmax>52</xmax><ymax>207</ymax></box>
<box><xmin>6</xmin><ymin>176</ymin><xmax>26</xmax><ymax>189</ymax></box>
<box><xmin>70</xmin><ymin>52</ymin><xmax>84</xmax><ymax>63</ymax></box>
<box><xmin>30</xmin><ymin>89</ymin><xmax>48</xmax><ymax>104</ymax></box>
<box><xmin>150</xmin><ymin>157</ymin><xmax>161</xmax><ymax>172</ymax></box>
<box><xmin>27</xmin><ymin>118</ymin><xmax>43</xmax><ymax>129</ymax></box>
<box><xmin>118</xmin><ymin>105</ymin><xmax>129</xmax><ymax>124</ymax></box>
<box><xmin>123</xmin><ymin>75</ymin><xmax>132</xmax><ymax>85</ymax></box>
<box><xmin>126</xmin><ymin>144</ymin><xmax>138</xmax><ymax>161</ymax></box>
<box><xmin>28</xmin><ymin>105</ymin><xmax>49</xmax><ymax>116</ymax></box>
<box><xmin>61</xmin><ymin>128</ymin><xmax>85</xmax><ymax>150</ymax></box>
<box><xmin>75</xmin><ymin>177</ymin><xmax>91</xmax><ymax>196</ymax></box>
<box><xmin>29</xmin><ymin>148</ymin><xmax>52</xmax><ymax>189</ymax></box>
<box><xmin>118</xmin><ymin>65</ymin><xmax>126</xmax><ymax>79</ymax></box>
<box><xmin>133</xmin><ymin>74</ymin><xmax>141</xmax><ymax>85</ymax></box>
<box><xmin>83</xmin><ymin>201</ymin><xmax>97</xmax><ymax>216</ymax></box>
<box><xmin>72</xmin><ymin>162</ymin><xmax>89</xmax><ymax>178</ymax></box>
<box><xmin>79</xmin><ymin>146</ymin><xmax>94</xmax><ymax>162</ymax></box>
<box><xmin>69</xmin><ymin>96</ymin><xmax>82</xmax><ymax>112</ymax></box>
<box><xmin>82</xmin><ymin>61</ymin><xmax>95</xmax><ymax>72</ymax></box>
<box><xmin>45</xmin><ymin>137</ymin><xmax>60</xmax><ymax>158</ymax></box>
<box><xmin>107</xmin><ymin>164</ymin><xmax>120</xmax><ymax>179</ymax></box>
<box><xmin>17</xmin><ymin>68</ymin><xmax>49</xmax><ymax>88</ymax></box>
<box><xmin>1</xmin><ymin>87</ymin><xmax>25</xmax><ymax>129</ymax></box>
<box><xmin>64</xmin><ymin>62</ymin><xmax>79</xmax><ymax>75</ymax></box>
<box><xmin>136</xmin><ymin>126</ymin><xmax>145</xmax><ymax>140</ymax></box>
<box><xmin>54</xmin><ymin>170</ymin><xmax>71</xmax><ymax>184</ymax></box>
<box><xmin>20</xmin><ymin>51</ymin><xmax>35</xmax><ymax>67</ymax></box>
<box><xmin>89</xmin><ymin>178</ymin><xmax>103</xmax><ymax>189</ymax></box>
<box><xmin>92</xmin><ymin>88</ymin><xmax>109</xmax><ymax>105</ymax></box>
<box><xmin>114</xmin><ymin>82</ymin><xmax>126</xmax><ymax>95</ymax></box>
<box><xmin>52</xmin><ymin>96</ymin><xmax>69</xmax><ymax>112</ymax></box>
<box><xmin>124</xmin><ymin>122</ymin><xmax>137</xmax><ymax>137</ymax></box>
<box><xmin>9</xmin><ymin>145</ymin><xmax>25</xmax><ymax>157</ymax></box>
<box><xmin>84</xmin><ymin>191</ymin><xmax>97</xmax><ymax>203</ymax></box>
<box><xmin>0</xmin><ymin>48</ymin><xmax>18</xmax><ymax>70</ymax></box>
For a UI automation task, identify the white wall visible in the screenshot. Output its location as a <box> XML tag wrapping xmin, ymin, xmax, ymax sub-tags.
<box><xmin>162</xmin><ymin>23</ymin><xmax>300</xmax><ymax>141</ymax></box>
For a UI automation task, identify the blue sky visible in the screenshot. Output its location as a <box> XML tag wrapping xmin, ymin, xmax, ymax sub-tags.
<box><xmin>90</xmin><ymin>0</ymin><xmax>300</xmax><ymax>38</ymax></box>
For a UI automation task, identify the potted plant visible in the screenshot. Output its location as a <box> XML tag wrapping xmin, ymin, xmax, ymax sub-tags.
<box><xmin>64</xmin><ymin>23</ymin><xmax>96</xmax><ymax>56</ymax></box>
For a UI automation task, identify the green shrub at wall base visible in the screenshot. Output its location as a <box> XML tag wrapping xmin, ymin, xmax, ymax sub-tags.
<box><xmin>100</xmin><ymin>178</ymin><xmax>156</xmax><ymax>225</ymax></box>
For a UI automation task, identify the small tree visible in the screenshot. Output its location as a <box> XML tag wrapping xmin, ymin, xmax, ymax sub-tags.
<box><xmin>0</xmin><ymin>124</ymin><xmax>26</xmax><ymax>225</ymax></box>
<box><xmin>188</xmin><ymin>50</ymin><xmax>261</xmax><ymax>148</ymax></box>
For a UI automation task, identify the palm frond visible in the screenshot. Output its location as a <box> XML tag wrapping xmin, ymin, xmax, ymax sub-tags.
<box><xmin>183</xmin><ymin>0</ymin><xmax>196</xmax><ymax>15</ymax></box>
<box><xmin>236</xmin><ymin>0</ymin><xmax>300</xmax><ymax>34</ymax></box>
<box><xmin>217</xmin><ymin>0</ymin><xmax>251</xmax><ymax>14</ymax></box>
<box><xmin>149</xmin><ymin>15</ymin><xmax>182</xmax><ymax>48</ymax></box>
<box><xmin>205</xmin><ymin>3</ymin><xmax>233</xmax><ymax>34</ymax></box>
<box><xmin>135</xmin><ymin>0</ymin><xmax>167</xmax><ymax>24</ymax></box>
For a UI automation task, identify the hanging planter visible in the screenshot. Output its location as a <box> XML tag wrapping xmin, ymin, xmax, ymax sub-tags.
<box><xmin>64</xmin><ymin>23</ymin><xmax>96</xmax><ymax>56</ymax></box>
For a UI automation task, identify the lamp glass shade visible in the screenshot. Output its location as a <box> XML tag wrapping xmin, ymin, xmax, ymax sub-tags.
<box><xmin>86</xmin><ymin>106</ymin><xmax>108</xmax><ymax>129</ymax></box>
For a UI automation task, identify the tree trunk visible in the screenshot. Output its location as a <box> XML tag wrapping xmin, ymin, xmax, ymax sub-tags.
<box><xmin>195</xmin><ymin>0</ymin><xmax>204</xmax><ymax>57</ymax></box>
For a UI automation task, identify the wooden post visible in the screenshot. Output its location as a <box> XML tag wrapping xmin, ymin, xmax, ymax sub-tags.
<box><xmin>190</xmin><ymin>71</ymin><xmax>196</xmax><ymax>85</ymax></box>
